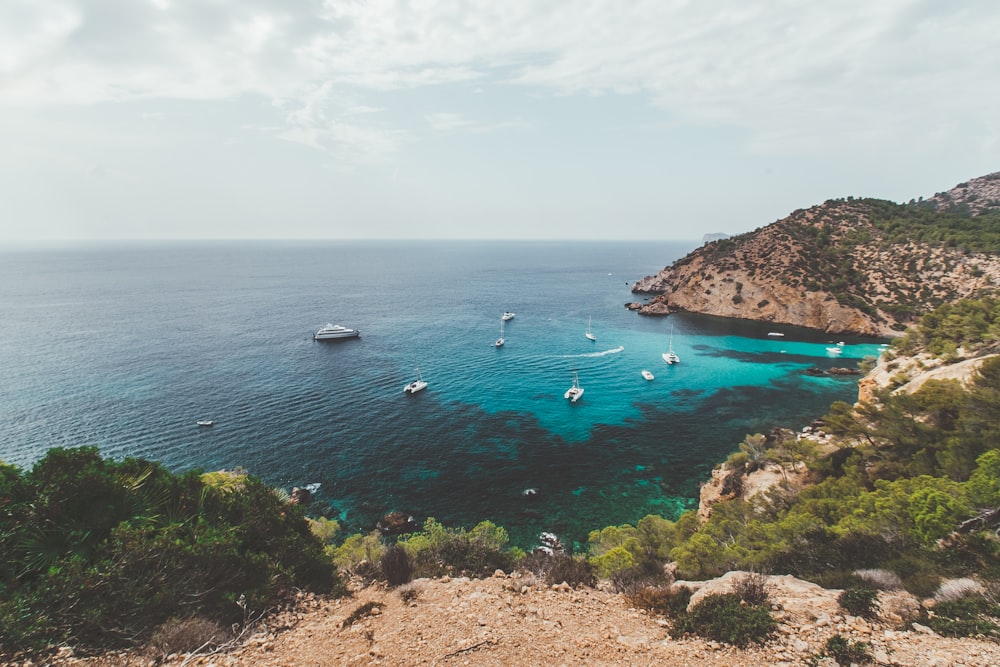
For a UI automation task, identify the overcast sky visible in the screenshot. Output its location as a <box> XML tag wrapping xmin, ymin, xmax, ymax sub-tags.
<box><xmin>1</xmin><ymin>1</ymin><xmax>998</xmax><ymax>242</ymax></box>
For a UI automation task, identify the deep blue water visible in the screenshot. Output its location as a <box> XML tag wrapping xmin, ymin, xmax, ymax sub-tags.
<box><xmin>0</xmin><ymin>241</ymin><xmax>884</xmax><ymax>549</ymax></box>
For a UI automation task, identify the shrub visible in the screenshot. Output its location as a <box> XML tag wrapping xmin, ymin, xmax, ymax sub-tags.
<box><xmin>548</xmin><ymin>555</ymin><xmax>596</xmax><ymax>588</ymax></box>
<box><xmin>926</xmin><ymin>596</ymin><xmax>1000</xmax><ymax>639</ymax></box>
<box><xmin>397</xmin><ymin>582</ymin><xmax>422</xmax><ymax>603</ymax></box>
<box><xmin>380</xmin><ymin>544</ymin><xmax>414</xmax><ymax>586</ymax></box>
<box><xmin>822</xmin><ymin>634</ymin><xmax>873</xmax><ymax>666</ymax></box>
<box><xmin>625</xmin><ymin>585</ymin><xmax>691</xmax><ymax>619</ymax></box>
<box><xmin>670</xmin><ymin>593</ymin><xmax>776</xmax><ymax>646</ymax></box>
<box><xmin>147</xmin><ymin>617</ymin><xmax>228</xmax><ymax>658</ymax></box>
<box><xmin>0</xmin><ymin>448</ymin><xmax>345</xmax><ymax>656</ymax></box>
<box><xmin>733</xmin><ymin>570</ymin><xmax>770</xmax><ymax>606</ymax></box>
<box><xmin>838</xmin><ymin>588</ymin><xmax>880</xmax><ymax>619</ymax></box>
<box><xmin>610</xmin><ymin>562</ymin><xmax>672</xmax><ymax>595</ymax></box>
<box><xmin>400</xmin><ymin>518</ymin><xmax>514</xmax><ymax>578</ymax></box>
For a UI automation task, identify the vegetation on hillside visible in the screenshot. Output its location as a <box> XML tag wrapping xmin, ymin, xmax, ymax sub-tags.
<box><xmin>663</xmin><ymin>198</ymin><xmax>1000</xmax><ymax>329</ymax></box>
<box><xmin>0</xmin><ymin>449</ymin><xmax>344</xmax><ymax>655</ymax></box>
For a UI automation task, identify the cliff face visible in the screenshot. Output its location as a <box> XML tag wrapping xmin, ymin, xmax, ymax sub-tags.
<box><xmin>632</xmin><ymin>174</ymin><xmax>1000</xmax><ymax>335</ymax></box>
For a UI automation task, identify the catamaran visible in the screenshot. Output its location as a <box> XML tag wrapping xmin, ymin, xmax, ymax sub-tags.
<box><xmin>661</xmin><ymin>323</ymin><xmax>680</xmax><ymax>364</ymax></box>
<box><xmin>404</xmin><ymin>367</ymin><xmax>427</xmax><ymax>394</ymax></box>
<box><xmin>564</xmin><ymin>371</ymin><xmax>584</xmax><ymax>402</ymax></box>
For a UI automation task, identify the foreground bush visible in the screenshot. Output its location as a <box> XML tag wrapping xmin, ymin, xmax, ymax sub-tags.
<box><xmin>838</xmin><ymin>588</ymin><xmax>880</xmax><ymax>619</ymax></box>
<box><xmin>669</xmin><ymin>593</ymin><xmax>776</xmax><ymax>646</ymax></box>
<box><xmin>398</xmin><ymin>518</ymin><xmax>515</xmax><ymax>577</ymax></box>
<box><xmin>926</xmin><ymin>595</ymin><xmax>1000</xmax><ymax>639</ymax></box>
<box><xmin>0</xmin><ymin>447</ymin><xmax>345</xmax><ymax>656</ymax></box>
<box><xmin>821</xmin><ymin>634</ymin><xmax>873</xmax><ymax>666</ymax></box>
<box><xmin>380</xmin><ymin>544</ymin><xmax>414</xmax><ymax>586</ymax></box>
<box><xmin>625</xmin><ymin>585</ymin><xmax>692</xmax><ymax>619</ymax></box>
<box><xmin>520</xmin><ymin>551</ymin><xmax>596</xmax><ymax>588</ymax></box>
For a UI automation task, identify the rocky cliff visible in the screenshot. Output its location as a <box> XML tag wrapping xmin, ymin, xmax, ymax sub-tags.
<box><xmin>631</xmin><ymin>173</ymin><xmax>1000</xmax><ymax>336</ymax></box>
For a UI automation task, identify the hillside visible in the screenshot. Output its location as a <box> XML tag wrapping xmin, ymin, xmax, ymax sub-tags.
<box><xmin>50</xmin><ymin>573</ymin><xmax>1000</xmax><ymax>667</ymax></box>
<box><xmin>630</xmin><ymin>172</ymin><xmax>1000</xmax><ymax>335</ymax></box>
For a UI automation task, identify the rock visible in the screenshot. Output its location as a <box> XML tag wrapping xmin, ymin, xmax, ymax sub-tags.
<box><xmin>289</xmin><ymin>487</ymin><xmax>312</xmax><ymax>504</ymax></box>
<box><xmin>376</xmin><ymin>511</ymin><xmax>417</xmax><ymax>535</ymax></box>
<box><xmin>912</xmin><ymin>622</ymin><xmax>937</xmax><ymax>635</ymax></box>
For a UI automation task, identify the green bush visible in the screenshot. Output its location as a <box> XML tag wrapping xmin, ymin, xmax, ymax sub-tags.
<box><xmin>822</xmin><ymin>634</ymin><xmax>873</xmax><ymax>665</ymax></box>
<box><xmin>926</xmin><ymin>596</ymin><xmax>1000</xmax><ymax>639</ymax></box>
<box><xmin>398</xmin><ymin>518</ymin><xmax>514</xmax><ymax>578</ymax></box>
<box><xmin>838</xmin><ymin>588</ymin><xmax>880</xmax><ymax>619</ymax></box>
<box><xmin>0</xmin><ymin>447</ymin><xmax>345</xmax><ymax>656</ymax></box>
<box><xmin>669</xmin><ymin>593</ymin><xmax>776</xmax><ymax>646</ymax></box>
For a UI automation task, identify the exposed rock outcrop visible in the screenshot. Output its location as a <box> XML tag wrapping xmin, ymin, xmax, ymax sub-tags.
<box><xmin>857</xmin><ymin>350</ymin><xmax>999</xmax><ymax>403</ymax></box>
<box><xmin>632</xmin><ymin>173</ymin><xmax>1000</xmax><ymax>336</ymax></box>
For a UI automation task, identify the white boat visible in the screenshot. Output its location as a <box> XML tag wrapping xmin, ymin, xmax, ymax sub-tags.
<box><xmin>564</xmin><ymin>371</ymin><xmax>584</xmax><ymax>402</ymax></box>
<box><xmin>196</xmin><ymin>420</ymin><xmax>214</xmax><ymax>427</ymax></box>
<box><xmin>403</xmin><ymin>367</ymin><xmax>427</xmax><ymax>394</ymax></box>
<box><xmin>585</xmin><ymin>315</ymin><xmax>596</xmax><ymax>341</ymax></box>
<box><xmin>641</xmin><ymin>370</ymin><xmax>654</xmax><ymax>381</ymax></box>
<box><xmin>314</xmin><ymin>323</ymin><xmax>360</xmax><ymax>340</ymax></box>
<box><xmin>495</xmin><ymin>319</ymin><xmax>505</xmax><ymax>347</ymax></box>
<box><xmin>767</xmin><ymin>332</ymin><xmax>785</xmax><ymax>337</ymax></box>
<box><xmin>826</xmin><ymin>346</ymin><xmax>843</xmax><ymax>355</ymax></box>
<box><xmin>661</xmin><ymin>323</ymin><xmax>680</xmax><ymax>364</ymax></box>
<box><xmin>501</xmin><ymin>311</ymin><xmax>515</xmax><ymax>321</ymax></box>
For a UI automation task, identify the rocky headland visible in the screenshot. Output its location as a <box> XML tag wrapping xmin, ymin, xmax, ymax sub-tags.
<box><xmin>629</xmin><ymin>172</ymin><xmax>1000</xmax><ymax>336</ymax></box>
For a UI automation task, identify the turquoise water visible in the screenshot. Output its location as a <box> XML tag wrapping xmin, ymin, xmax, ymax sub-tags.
<box><xmin>0</xmin><ymin>241</ymin><xmax>884</xmax><ymax>549</ymax></box>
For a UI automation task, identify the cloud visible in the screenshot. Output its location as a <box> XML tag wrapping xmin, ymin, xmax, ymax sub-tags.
<box><xmin>2</xmin><ymin>1</ymin><xmax>998</xmax><ymax>162</ymax></box>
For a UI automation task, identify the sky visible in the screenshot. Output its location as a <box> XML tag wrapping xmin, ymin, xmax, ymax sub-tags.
<box><xmin>1</xmin><ymin>1</ymin><xmax>999</xmax><ymax>242</ymax></box>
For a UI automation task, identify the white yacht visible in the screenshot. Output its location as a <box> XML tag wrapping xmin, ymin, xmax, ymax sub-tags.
<box><xmin>641</xmin><ymin>370</ymin><xmax>654</xmax><ymax>381</ymax></box>
<box><xmin>585</xmin><ymin>315</ymin><xmax>596</xmax><ymax>341</ymax></box>
<box><xmin>404</xmin><ymin>367</ymin><xmax>427</xmax><ymax>394</ymax></box>
<box><xmin>564</xmin><ymin>371</ymin><xmax>584</xmax><ymax>402</ymax></box>
<box><xmin>314</xmin><ymin>323</ymin><xmax>360</xmax><ymax>340</ymax></box>
<box><xmin>501</xmin><ymin>311</ymin><xmax>515</xmax><ymax>321</ymax></box>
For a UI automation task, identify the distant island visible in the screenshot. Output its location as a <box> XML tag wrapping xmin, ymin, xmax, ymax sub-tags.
<box><xmin>630</xmin><ymin>172</ymin><xmax>1000</xmax><ymax>335</ymax></box>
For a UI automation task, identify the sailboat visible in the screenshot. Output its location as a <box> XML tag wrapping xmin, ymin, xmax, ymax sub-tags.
<box><xmin>495</xmin><ymin>318</ymin><xmax>505</xmax><ymax>347</ymax></box>
<box><xmin>585</xmin><ymin>315</ymin><xmax>596</xmax><ymax>341</ymax></box>
<box><xmin>564</xmin><ymin>371</ymin><xmax>584</xmax><ymax>402</ymax></box>
<box><xmin>661</xmin><ymin>323</ymin><xmax>680</xmax><ymax>364</ymax></box>
<box><xmin>403</xmin><ymin>367</ymin><xmax>427</xmax><ymax>394</ymax></box>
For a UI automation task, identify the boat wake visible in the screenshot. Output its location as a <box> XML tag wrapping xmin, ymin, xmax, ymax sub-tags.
<box><xmin>563</xmin><ymin>345</ymin><xmax>624</xmax><ymax>358</ymax></box>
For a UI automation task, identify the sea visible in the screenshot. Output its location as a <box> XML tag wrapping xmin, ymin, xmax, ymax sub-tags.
<box><xmin>0</xmin><ymin>240</ymin><xmax>885</xmax><ymax>550</ymax></box>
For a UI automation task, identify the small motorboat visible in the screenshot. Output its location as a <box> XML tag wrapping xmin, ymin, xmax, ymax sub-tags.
<box><xmin>767</xmin><ymin>332</ymin><xmax>785</xmax><ymax>337</ymax></box>
<box><xmin>196</xmin><ymin>420</ymin><xmax>214</xmax><ymax>427</ymax></box>
<box><xmin>501</xmin><ymin>311</ymin><xmax>515</xmax><ymax>321</ymax></box>
<box><xmin>641</xmin><ymin>370</ymin><xmax>654</xmax><ymax>381</ymax></box>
